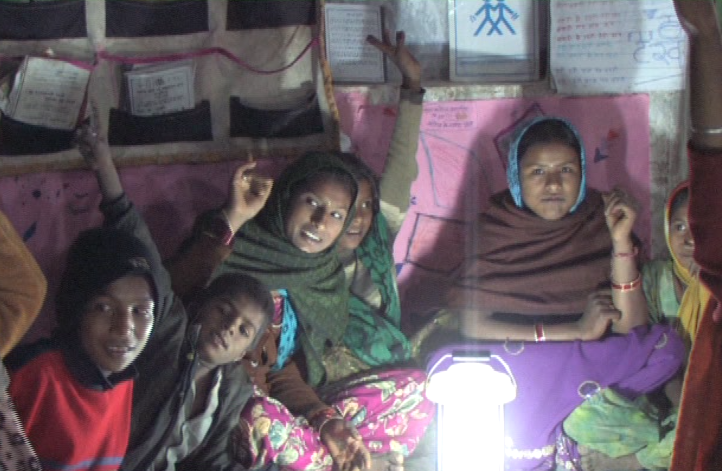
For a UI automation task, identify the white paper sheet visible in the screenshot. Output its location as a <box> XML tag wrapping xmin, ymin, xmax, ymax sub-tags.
<box><xmin>125</xmin><ymin>60</ymin><xmax>195</xmax><ymax>117</ymax></box>
<box><xmin>324</xmin><ymin>3</ymin><xmax>385</xmax><ymax>83</ymax></box>
<box><xmin>7</xmin><ymin>57</ymin><xmax>90</xmax><ymax>130</ymax></box>
<box><xmin>551</xmin><ymin>0</ymin><xmax>688</xmax><ymax>94</ymax></box>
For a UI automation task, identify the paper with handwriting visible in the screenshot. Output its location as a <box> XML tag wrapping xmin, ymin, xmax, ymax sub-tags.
<box><xmin>551</xmin><ymin>0</ymin><xmax>687</xmax><ymax>94</ymax></box>
<box><xmin>324</xmin><ymin>3</ymin><xmax>385</xmax><ymax>83</ymax></box>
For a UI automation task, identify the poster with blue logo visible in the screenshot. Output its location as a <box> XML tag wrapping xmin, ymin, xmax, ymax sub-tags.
<box><xmin>449</xmin><ymin>0</ymin><xmax>540</xmax><ymax>82</ymax></box>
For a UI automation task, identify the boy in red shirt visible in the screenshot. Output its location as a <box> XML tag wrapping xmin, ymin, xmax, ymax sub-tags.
<box><xmin>7</xmin><ymin>225</ymin><xmax>159</xmax><ymax>471</ymax></box>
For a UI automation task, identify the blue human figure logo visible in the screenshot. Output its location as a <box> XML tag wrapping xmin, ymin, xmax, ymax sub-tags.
<box><xmin>470</xmin><ymin>0</ymin><xmax>520</xmax><ymax>36</ymax></box>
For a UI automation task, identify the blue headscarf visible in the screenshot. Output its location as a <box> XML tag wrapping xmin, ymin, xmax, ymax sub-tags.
<box><xmin>506</xmin><ymin>116</ymin><xmax>587</xmax><ymax>214</ymax></box>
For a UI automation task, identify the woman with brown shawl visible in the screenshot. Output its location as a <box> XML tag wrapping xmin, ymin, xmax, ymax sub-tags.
<box><xmin>449</xmin><ymin>116</ymin><xmax>648</xmax><ymax>341</ymax></box>
<box><xmin>438</xmin><ymin>118</ymin><xmax>682</xmax><ymax>469</ymax></box>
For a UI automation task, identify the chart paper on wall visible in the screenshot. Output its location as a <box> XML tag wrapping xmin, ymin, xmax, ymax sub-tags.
<box><xmin>324</xmin><ymin>3</ymin><xmax>385</xmax><ymax>83</ymax></box>
<box><xmin>550</xmin><ymin>0</ymin><xmax>687</xmax><ymax>94</ymax></box>
<box><xmin>449</xmin><ymin>0</ymin><xmax>540</xmax><ymax>82</ymax></box>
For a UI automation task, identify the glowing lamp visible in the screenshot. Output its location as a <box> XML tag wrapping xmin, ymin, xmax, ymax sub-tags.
<box><xmin>426</xmin><ymin>348</ymin><xmax>517</xmax><ymax>471</ymax></box>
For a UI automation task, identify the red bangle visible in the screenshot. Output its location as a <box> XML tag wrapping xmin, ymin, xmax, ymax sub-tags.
<box><xmin>308</xmin><ymin>407</ymin><xmax>342</xmax><ymax>433</ymax></box>
<box><xmin>219</xmin><ymin>210</ymin><xmax>236</xmax><ymax>246</ymax></box>
<box><xmin>534</xmin><ymin>323</ymin><xmax>546</xmax><ymax>342</ymax></box>
<box><xmin>202</xmin><ymin>211</ymin><xmax>235</xmax><ymax>247</ymax></box>
<box><xmin>613</xmin><ymin>247</ymin><xmax>639</xmax><ymax>258</ymax></box>
<box><xmin>611</xmin><ymin>274</ymin><xmax>642</xmax><ymax>292</ymax></box>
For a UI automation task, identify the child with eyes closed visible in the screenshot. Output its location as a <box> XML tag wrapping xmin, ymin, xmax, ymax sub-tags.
<box><xmin>67</xmin><ymin>120</ymin><xmax>274</xmax><ymax>471</ymax></box>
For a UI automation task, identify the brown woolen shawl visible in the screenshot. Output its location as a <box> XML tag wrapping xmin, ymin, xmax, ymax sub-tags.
<box><xmin>448</xmin><ymin>188</ymin><xmax>612</xmax><ymax>316</ymax></box>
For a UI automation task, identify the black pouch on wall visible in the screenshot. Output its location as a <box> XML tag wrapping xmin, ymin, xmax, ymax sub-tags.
<box><xmin>0</xmin><ymin>0</ymin><xmax>86</xmax><ymax>40</ymax></box>
<box><xmin>227</xmin><ymin>0</ymin><xmax>315</xmax><ymax>30</ymax></box>
<box><xmin>230</xmin><ymin>96</ymin><xmax>323</xmax><ymax>139</ymax></box>
<box><xmin>106</xmin><ymin>0</ymin><xmax>208</xmax><ymax>38</ymax></box>
<box><xmin>108</xmin><ymin>100</ymin><xmax>212</xmax><ymax>146</ymax></box>
<box><xmin>0</xmin><ymin>114</ymin><xmax>75</xmax><ymax>156</ymax></box>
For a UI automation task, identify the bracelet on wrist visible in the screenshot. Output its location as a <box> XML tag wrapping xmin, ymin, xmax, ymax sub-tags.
<box><xmin>690</xmin><ymin>125</ymin><xmax>722</xmax><ymax>135</ymax></box>
<box><xmin>309</xmin><ymin>407</ymin><xmax>343</xmax><ymax>434</ymax></box>
<box><xmin>220</xmin><ymin>209</ymin><xmax>235</xmax><ymax>231</ymax></box>
<box><xmin>612</xmin><ymin>246</ymin><xmax>638</xmax><ymax>258</ymax></box>
<box><xmin>611</xmin><ymin>274</ymin><xmax>642</xmax><ymax>292</ymax></box>
<box><xmin>318</xmin><ymin>416</ymin><xmax>344</xmax><ymax>437</ymax></box>
<box><xmin>202</xmin><ymin>210</ymin><xmax>235</xmax><ymax>247</ymax></box>
<box><xmin>534</xmin><ymin>323</ymin><xmax>546</xmax><ymax>342</ymax></box>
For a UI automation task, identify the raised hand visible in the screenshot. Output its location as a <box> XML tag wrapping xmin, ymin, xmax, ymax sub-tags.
<box><xmin>602</xmin><ymin>187</ymin><xmax>637</xmax><ymax>246</ymax></box>
<box><xmin>73</xmin><ymin>100</ymin><xmax>110</xmax><ymax>170</ymax></box>
<box><xmin>674</xmin><ymin>0</ymin><xmax>720</xmax><ymax>39</ymax></box>
<box><xmin>73</xmin><ymin>100</ymin><xmax>123</xmax><ymax>200</ymax></box>
<box><xmin>223</xmin><ymin>162</ymin><xmax>273</xmax><ymax>232</ymax></box>
<box><xmin>320</xmin><ymin>418</ymin><xmax>371</xmax><ymax>471</ymax></box>
<box><xmin>367</xmin><ymin>30</ymin><xmax>421</xmax><ymax>92</ymax></box>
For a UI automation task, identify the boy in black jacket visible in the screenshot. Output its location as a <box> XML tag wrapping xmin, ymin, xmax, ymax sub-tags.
<box><xmin>75</xmin><ymin>120</ymin><xmax>273</xmax><ymax>471</ymax></box>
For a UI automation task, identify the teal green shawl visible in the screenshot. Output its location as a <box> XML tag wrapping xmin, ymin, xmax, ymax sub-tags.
<box><xmin>217</xmin><ymin>152</ymin><xmax>358</xmax><ymax>386</ymax></box>
<box><xmin>343</xmin><ymin>209</ymin><xmax>411</xmax><ymax>366</ymax></box>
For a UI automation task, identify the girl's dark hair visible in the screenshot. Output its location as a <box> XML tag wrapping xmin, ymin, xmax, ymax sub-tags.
<box><xmin>289</xmin><ymin>166</ymin><xmax>358</xmax><ymax>206</ymax></box>
<box><xmin>517</xmin><ymin>118</ymin><xmax>582</xmax><ymax>162</ymax></box>
<box><xmin>54</xmin><ymin>226</ymin><xmax>159</xmax><ymax>342</ymax></box>
<box><xmin>670</xmin><ymin>187</ymin><xmax>690</xmax><ymax>218</ymax></box>
<box><xmin>335</xmin><ymin>152</ymin><xmax>380</xmax><ymax>214</ymax></box>
<box><xmin>193</xmin><ymin>273</ymin><xmax>274</xmax><ymax>350</ymax></box>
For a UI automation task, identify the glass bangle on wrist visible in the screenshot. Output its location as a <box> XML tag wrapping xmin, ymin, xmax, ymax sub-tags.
<box><xmin>611</xmin><ymin>274</ymin><xmax>642</xmax><ymax>292</ymax></box>
<box><xmin>612</xmin><ymin>246</ymin><xmax>638</xmax><ymax>258</ymax></box>
<box><xmin>690</xmin><ymin>125</ymin><xmax>722</xmax><ymax>135</ymax></box>
<box><xmin>309</xmin><ymin>407</ymin><xmax>343</xmax><ymax>434</ymax></box>
<box><xmin>202</xmin><ymin>212</ymin><xmax>235</xmax><ymax>246</ymax></box>
<box><xmin>534</xmin><ymin>323</ymin><xmax>546</xmax><ymax>342</ymax></box>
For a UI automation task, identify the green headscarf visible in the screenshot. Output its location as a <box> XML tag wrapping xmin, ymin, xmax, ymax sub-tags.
<box><xmin>335</xmin><ymin>152</ymin><xmax>411</xmax><ymax>366</ymax></box>
<box><xmin>217</xmin><ymin>152</ymin><xmax>358</xmax><ymax>386</ymax></box>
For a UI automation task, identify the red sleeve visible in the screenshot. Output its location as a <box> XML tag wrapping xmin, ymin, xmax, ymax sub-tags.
<box><xmin>688</xmin><ymin>146</ymin><xmax>722</xmax><ymax>301</ymax></box>
<box><xmin>670</xmin><ymin>145</ymin><xmax>722</xmax><ymax>471</ymax></box>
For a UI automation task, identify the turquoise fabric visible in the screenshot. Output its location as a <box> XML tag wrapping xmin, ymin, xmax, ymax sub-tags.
<box><xmin>344</xmin><ymin>213</ymin><xmax>411</xmax><ymax>366</ymax></box>
<box><xmin>272</xmin><ymin>289</ymin><xmax>298</xmax><ymax>371</ymax></box>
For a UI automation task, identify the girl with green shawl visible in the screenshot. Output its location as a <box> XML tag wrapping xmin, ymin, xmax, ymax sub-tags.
<box><xmin>333</xmin><ymin>30</ymin><xmax>425</xmax><ymax>371</ymax></box>
<box><xmin>334</xmin><ymin>153</ymin><xmax>413</xmax><ymax>370</ymax></box>
<box><xmin>172</xmin><ymin>31</ymin><xmax>435</xmax><ymax>471</ymax></box>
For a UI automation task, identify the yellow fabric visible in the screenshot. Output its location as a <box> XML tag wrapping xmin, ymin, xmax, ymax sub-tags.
<box><xmin>665</xmin><ymin>182</ymin><xmax>711</xmax><ymax>344</ymax></box>
<box><xmin>0</xmin><ymin>210</ymin><xmax>46</xmax><ymax>357</ymax></box>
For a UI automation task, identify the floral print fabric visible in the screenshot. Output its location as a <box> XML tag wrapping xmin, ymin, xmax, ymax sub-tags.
<box><xmin>0</xmin><ymin>390</ymin><xmax>40</xmax><ymax>471</ymax></box>
<box><xmin>240</xmin><ymin>368</ymin><xmax>434</xmax><ymax>470</ymax></box>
